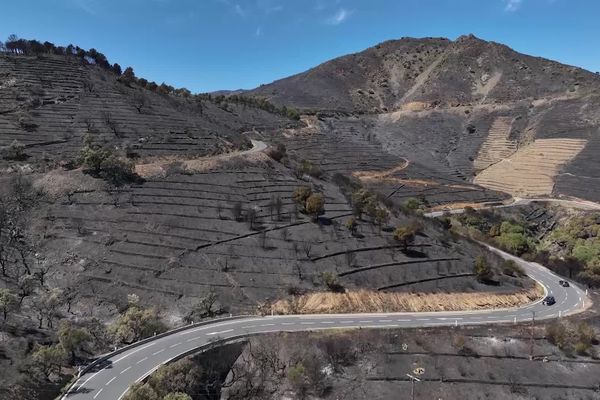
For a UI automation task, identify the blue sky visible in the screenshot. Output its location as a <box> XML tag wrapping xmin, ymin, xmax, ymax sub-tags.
<box><xmin>2</xmin><ymin>0</ymin><xmax>599</xmax><ymax>93</ymax></box>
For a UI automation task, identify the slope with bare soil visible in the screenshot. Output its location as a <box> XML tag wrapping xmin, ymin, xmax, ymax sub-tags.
<box><xmin>474</xmin><ymin>138</ymin><xmax>587</xmax><ymax>197</ymax></box>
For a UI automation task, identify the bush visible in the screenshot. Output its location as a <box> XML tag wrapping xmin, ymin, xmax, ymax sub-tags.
<box><xmin>293</xmin><ymin>187</ymin><xmax>312</xmax><ymax>207</ymax></box>
<box><xmin>77</xmin><ymin>136</ymin><xmax>140</xmax><ymax>185</ymax></box>
<box><xmin>109</xmin><ymin>303</ymin><xmax>167</xmax><ymax>344</ymax></box>
<box><xmin>1</xmin><ymin>140</ymin><xmax>27</xmax><ymax>161</ymax></box>
<box><xmin>496</xmin><ymin>232</ymin><xmax>530</xmax><ymax>255</ymax></box>
<box><xmin>298</xmin><ymin>160</ymin><xmax>322</xmax><ymax>178</ymax></box>
<box><xmin>320</xmin><ymin>271</ymin><xmax>344</xmax><ymax>293</ymax></box>
<box><xmin>345</xmin><ymin>218</ymin><xmax>358</xmax><ymax>235</ymax></box>
<box><xmin>474</xmin><ymin>255</ymin><xmax>494</xmax><ymax>282</ymax></box>
<box><xmin>575</xmin><ymin>341</ymin><xmax>590</xmax><ymax>356</ymax></box>
<box><xmin>351</xmin><ymin>189</ymin><xmax>376</xmax><ymax>220</ymax></box>
<box><xmin>266</xmin><ymin>142</ymin><xmax>287</xmax><ymax>162</ymax></box>
<box><xmin>305</xmin><ymin>193</ymin><xmax>325</xmax><ymax>221</ymax></box>
<box><xmin>393</xmin><ymin>223</ymin><xmax>420</xmax><ymax>250</ymax></box>
<box><xmin>502</xmin><ymin>260</ymin><xmax>525</xmax><ymax>277</ymax></box>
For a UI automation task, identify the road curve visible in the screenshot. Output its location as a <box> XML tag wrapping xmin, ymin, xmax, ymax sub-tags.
<box><xmin>64</xmin><ymin>244</ymin><xmax>589</xmax><ymax>400</ymax></box>
<box><xmin>425</xmin><ymin>196</ymin><xmax>600</xmax><ymax>218</ymax></box>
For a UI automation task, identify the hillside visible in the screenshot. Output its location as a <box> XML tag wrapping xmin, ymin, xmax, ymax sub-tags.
<box><xmin>0</xmin><ymin>53</ymin><xmax>292</xmax><ymax>171</ymax></box>
<box><xmin>250</xmin><ymin>35</ymin><xmax>600</xmax><ymax>203</ymax></box>
<box><xmin>1</xmin><ymin>35</ymin><xmax>596</xmax><ymax>399</ymax></box>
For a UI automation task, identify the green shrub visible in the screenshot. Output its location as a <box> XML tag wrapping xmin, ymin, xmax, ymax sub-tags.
<box><xmin>305</xmin><ymin>193</ymin><xmax>325</xmax><ymax>221</ymax></box>
<box><xmin>473</xmin><ymin>255</ymin><xmax>493</xmax><ymax>282</ymax></box>
<box><xmin>1</xmin><ymin>140</ymin><xmax>27</xmax><ymax>161</ymax></box>
<box><xmin>502</xmin><ymin>260</ymin><xmax>525</xmax><ymax>277</ymax></box>
<box><xmin>496</xmin><ymin>232</ymin><xmax>530</xmax><ymax>255</ymax></box>
<box><xmin>77</xmin><ymin>136</ymin><xmax>140</xmax><ymax>185</ymax></box>
<box><xmin>575</xmin><ymin>341</ymin><xmax>590</xmax><ymax>356</ymax></box>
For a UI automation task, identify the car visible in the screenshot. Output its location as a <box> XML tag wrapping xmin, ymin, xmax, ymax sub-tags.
<box><xmin>543</xmin><ymin>295</ymin><xmax>556</xmax><ymax>306</ymax></box>
<box><xmin>559</xmin><ymin>280</ymin><xmax>570</xmax><ymax>287</ymax></box>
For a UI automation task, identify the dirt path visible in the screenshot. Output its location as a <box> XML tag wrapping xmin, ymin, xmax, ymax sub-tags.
<box><xmin>352</xmin><ymin>159</ymin><xmax>410</xmax><ymax>181</ymax></box>
<box><xmin>135</xmin><ymin>139</ymin><xmax>267</xmax><ymax>178</ymax></box>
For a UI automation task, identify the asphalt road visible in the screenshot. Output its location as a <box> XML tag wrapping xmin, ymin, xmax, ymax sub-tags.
<box><xmin>64</xmin><ymin>244</ymin><xmax>589</xmax><ymax>400</ymax></box>
<box><xmin>425</xmin><ymin>196</ymin><xmax>600</xmax><ymax>218</ymax></box>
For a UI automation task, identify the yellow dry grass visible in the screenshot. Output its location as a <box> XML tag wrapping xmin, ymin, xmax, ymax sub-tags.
<box><xmin>400</xmin><ymin>101</ymin><xmax>431</xmax><ymax>111</ymax></box>
<box><xmin>474</xmin><ymin>138</ymin><xmax>587</xmax><ymax>197</ymax></box>
<box><xmin>271</xmin><ymin>286</ymin><xmax>543</xmax><ymax>315</ymax></box>
<box><xmin>135</xmin><ymin>151</ymin><xmax>269</xmax><ymax>178</ymax></box>
<box><xmin>352</xmin><ymin>160</ymin><xmax>410</xmax><ymax>182</ymax></box>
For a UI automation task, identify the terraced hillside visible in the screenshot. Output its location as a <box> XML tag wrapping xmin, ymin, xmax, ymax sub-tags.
<box><xmin>274</xmin><ymin>116</ymin><xmax>509</xmax><ymax>208</ymax></box>
<box><xmin>0</xmin><ymin>53</ymin><xmax>291</xmax><ymax>170</ymax></box>
<box><xmin>473</xmin><ymin>116</ymin><xmax>516</xmax><ymax>171</ymax></box>
<box><xmin>474</xmin><ymin>139</ymin><xmax>587</xmax><ymax>197</ymax></box>
<box><xmin>249</xmin><ymin>35</ymin><xmax>600</xmax><ymax>203</ymax></box>
<box><xmin>34</xmin><ymin>148</ymin><xmax>525</xmax><ymax>319</ymax></box>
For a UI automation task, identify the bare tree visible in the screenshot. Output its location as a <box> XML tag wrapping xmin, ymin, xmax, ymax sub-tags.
<box><xmin>231</xmin><ymin>201</ymin><xmax>243</xmax><ymax>221</ymax></box>
<box><xmin>133</xmin><ymin>92</ymin><xmax>147</xmax><ymax>113</ymax></box>
<box><xmin>302</xmin><ymin>241</ymin><xmax>313</xmax><ymax>259</ymax></box>
<box><xmin>345</xmin><ymin>251</ymin><xmax>356</xmax><ymax>268</ymax></box>
<box><xmin>259</xmin><ymin>230</ymin><xmax>268</xmax><ymax>250</ymax></box>
<box><xmin>274</xmin><ymin>196</ymin><xmax>283</xmax><ymax>221</ymax></box>
<box><xmin>102</xmin><ymin>111</ymin><xmax>120</xmax><ymax>137</ymax></box>
<box><xmin>246</xmin><ymin>208</ymin><xmax>257</xmax><ymax>230</ymax></box>
<box><xmin>280</xmin><ymin>227</ymin><xmax>289</xmax><ymax>241</ymax></box>
<box><xmin>294</xmin><ymin>263</ymin><xmax>303</xmax><ymax>280</ymax></box>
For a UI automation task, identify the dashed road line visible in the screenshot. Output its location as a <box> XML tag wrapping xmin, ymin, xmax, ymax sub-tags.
<box><xmin>120</xmin><ymin>366</ymin><xmax>132</xmax><ymax>375</ymax></box>
<box><xmin>206</xmin><ymin>329</ymin><xmax>234</xmax><ymax>336</ymax></box>
<box><xmin>169</xmin><ymin>342</ymin><xmax>182</xmax><ymax>348</ymax></box>
<box><xmin>152</xmin><ymin>349</ymin><xmax>165</xmax><ymax>355</ymax></box>
<box><xmin>106</xmin><ymin>377</ymin><xmax>117</xmax><ymax>386</ymax></box>
<box><xmin>114</xmin><ymin>342</ymin><xmax>155</xmax><ymax>363</ymax></box>
<box><xmin>136</xmin><ymin>357</ymin><xmax>148</xmax><ymax>364</ymax></box>
<box><xmin>93</xmin><ymin>388</ymin><xmax>103</xmax><ymax>399</ymax></box>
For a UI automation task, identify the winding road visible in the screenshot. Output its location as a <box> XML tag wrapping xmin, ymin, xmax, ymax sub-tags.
<box><xmin>64</xmin><ymin>244</ymin><xmax>589</xmax><ymax>400</ymax></box>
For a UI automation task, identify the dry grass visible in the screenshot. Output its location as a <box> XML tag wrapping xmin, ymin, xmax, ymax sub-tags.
<box><xmin>271</xmin><ymin>286</ymin><xmax>543</xmax><ymax>315</ymax></box>
<box><xmin>135</xmin><ymin>151</ymin><xmax>269</xmax><ymax>178</ymax></box>
<box><xmin>474</xmin><ymin>138</ymin><xmax>587</xmax><ymax>196</ymax></box>
<box><xmin>352</xmin><ymin>160</ymin><xmax>410</xmax><ymax>182</ymax></box>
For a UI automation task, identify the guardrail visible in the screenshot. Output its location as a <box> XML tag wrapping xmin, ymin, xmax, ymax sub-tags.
<box><xmin>58</xmin><ymin>315</ymin><xmax>252</xmax><ymax>399</ymax></box>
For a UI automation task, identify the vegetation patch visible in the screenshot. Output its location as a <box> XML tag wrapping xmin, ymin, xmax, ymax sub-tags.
<box><xmin>270</xmin><ymin>286</ymin><xmax>543</xmax><ymax>315</ymax></box>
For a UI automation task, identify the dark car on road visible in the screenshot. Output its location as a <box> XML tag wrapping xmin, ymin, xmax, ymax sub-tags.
<box><xmin>559</xmin><ymin>280</ymin><xmax>570</xmax><ymax>287</ymax></box>
<box><xmin>543</xmin><ymin>295</ymin><xmax>556</xmax><ymax>306</ymax></box>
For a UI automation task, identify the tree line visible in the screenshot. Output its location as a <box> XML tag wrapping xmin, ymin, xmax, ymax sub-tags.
<box><xmin>1</xmin><ymin>34</ymin><xmax>302</xmax><ymax>120</ymax></box>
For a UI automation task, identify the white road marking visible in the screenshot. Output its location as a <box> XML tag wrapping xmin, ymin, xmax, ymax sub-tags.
<box><xmin>114</xmin><ymin>342</ymin><xmax>155</xmax><ymax>363</ymax></box>
<box><xmin>417</xmin><ymin>318</ymin><xmax>430</xmax><ymax>321</ymax></box>
<box><xmin>77</xmin><ymin>370</ymin><xmax>101</xmax><ymax>391</ymax></box>
<box><xmin>397</xmin><ymin>319</ymin><xmax>411</xmax><ymax>322</ymax></box>
<box><xmin>206</xmin><ymin>329</ymin><xmax>234</xmax><ymax>336</ymax></box>
<box><xmin>242</xmin><ymin>325</ymin><xmax>257</xmax><ymax>329</ymax></box>
<box><xmin>136</xmin><ymin>357</ymin><xmax>148</xmax><ymax>364</ymax></box>
<box><xmin>359</xmin><ymin>320</ymin><xmax>370</xmax><ymax>323</ymax></box>
<box><xmin>169</xmin><ymin>342</ymin><xmax>182</xmax><ymax>348</ymax></box>
<box><xmin>300</xmin><ymin>322</ymin><xmax>315</xmax><ymax>325</ymax></box>
<box><xmin>320</xmin><ymin>321</ymin><xmax>334</xmax><ymax>324</ymax></box>
<box><xmin>178</xmin><ymin>318</ymin><xmax>265</xmax><ymax>335</ymax></box>
<box><xmin>93</xmin><ymin>388</ymin><xmax>103</xmax><ymax>399</ymax></box>
<box><xmin>152</xmin><ymin>349</ymin><xmax>165</xmax><ymax>355</ymax></box>
<box><xmin>186</xmin><ymin>336</ymin><xmax>203</xmax><ymax>342</ymax></box>
<box><xmin>379</xmin><ymin>319</ymin><xmax>392</xmax><ymax>322</ymax></box>
<box><xmin>281</xmin><ymin>322</ymin><xmax>294</xmax><ymax>326</ymax></box>
<box><xmin>120</xmin><ymin>366</ymin><xmax>132</xmax><ymax>374</ymax></box>
<box><xmin>260</xmin><ymin>323</ymin><xmax>275</xmax><ymax>327</ymax></box>
<box><xmin>106</xmin><ymin>376</ymin><xmax>117</xmax><ymax>386</ymax></box>
<box><xmin>341</xmin><ymin>320</ymin><xmax>354</xmax><ymax>323</ymax></box>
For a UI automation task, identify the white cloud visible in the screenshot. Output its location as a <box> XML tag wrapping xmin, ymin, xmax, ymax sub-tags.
<box><xmin>255</xmin><ymin>27</ymin><xmax>262</xmax><ymax>36</ymax></box>
<box><xmin>70</xmin><ymin>0</ymin><xmax>98</xmax><ymax>15</ymax></box>
<box><xmin>234</xmin><ymin>3</ymin><xmax>246</xmax><ymax>17</ymax></box>
<box><xmin>504</xmin><ymin>0</ymin><xmax>523</xmax><ymax>12</ymax></box>
<box><xmin>326</xmin><ymin>8</ymin><xmax>351</xmax><ymax>25</ymax></box>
